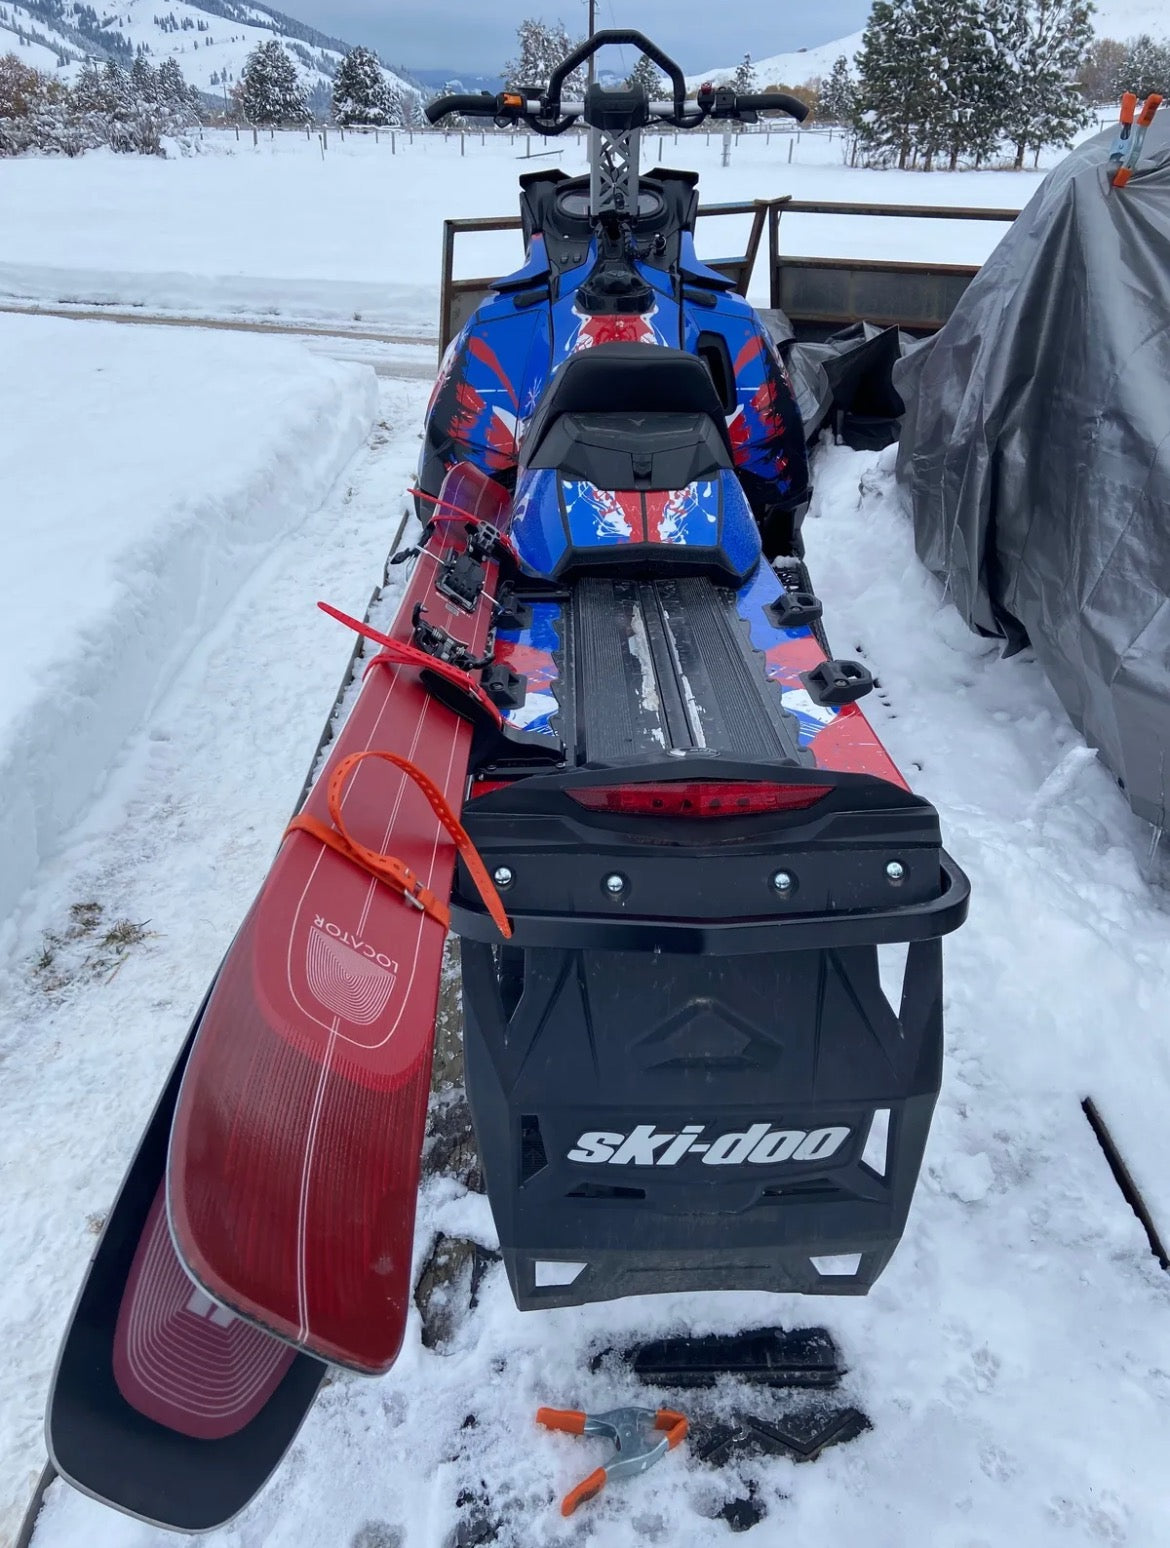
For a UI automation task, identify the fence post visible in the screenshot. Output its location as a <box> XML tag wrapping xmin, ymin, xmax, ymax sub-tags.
<box><xmin>374</xmin><ymin>128</ymin><xmax>379</xmax><ymax>143</ymax></box>
<box><xmin>461</xmin><ymin>131</ymin><xmax>465</xmax><ymax>156</ymax></box>
<box><xmin>391</xmin><ymin>131</ymin><xmax>396</xmax><ymax>154</ymax></box>
<box><xmin>787</xmin><ymin>139</ymin><xmax>793</xmax><ymax>164</ymax></box>
<box><xmin>252</xmin><ymin>125</ymin><xmax>257</xmax><ymax>146</ymax></box>
<box><xmin>319</xmin><ymin>131</ymin><xmax>325</xmax><ymax>160</ymax></box>
<box><xmin>658</xmin><ymin>135</ymin><xmax>663</xmax><ymax>159</ymax></box>
<box><xmin>234</xmin><ymin>122</ymin><xmax>239</xmax><ymax>140</ymax></box>
<box><xmin>322</xmin><ymin>125</ymin><xmax>328</xmax><ymax>150</ymax></box>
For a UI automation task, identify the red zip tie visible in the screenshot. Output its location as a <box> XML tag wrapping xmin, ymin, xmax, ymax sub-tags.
<box><xmin>286</xmin><ymin>750</ymin><xmax>512</xmax><ymax>939</ymax></box>
<box><xmin>317</xmin><ymin>602</ymin><xmax>503</xmax><ymax>727</ymax></box>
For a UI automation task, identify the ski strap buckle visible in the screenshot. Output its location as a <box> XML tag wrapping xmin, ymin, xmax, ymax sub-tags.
<box><xmin>536</xmin><ymin>1405</ymin><xmax>687</xmax><ymax>1517</ymax></box>
<box><xmin>285</xmin><ymin>750</ymin><xmax>512</xmax><ymax>939</ymax></box>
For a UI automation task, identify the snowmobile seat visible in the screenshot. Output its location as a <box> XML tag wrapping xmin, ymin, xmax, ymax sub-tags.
<box><xmin>520</xmin><ymin>344</ymin><xmax>735</xmax><ymax>467</ymax></box>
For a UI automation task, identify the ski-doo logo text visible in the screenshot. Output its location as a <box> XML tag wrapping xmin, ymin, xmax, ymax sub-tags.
<box><xmin>312</xmin><ymin>917</ymin><xmax>398</xmax><ymax>972</ymax></box>
<box><xmin>566</xmin><ymin>1123</ymin><xmax>851</xmax><ymax>1167</ymax></box>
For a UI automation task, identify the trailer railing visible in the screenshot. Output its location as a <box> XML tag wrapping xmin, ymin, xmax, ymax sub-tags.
<box><xmin>439</xmin><ymin>198</ymin><xmax>1022</xmax><ymax>351</ymax></box>
<box><xmin>767</xmin><ymin>200</ymin><xmax>1021</xmax><ymax>336</ymax></box>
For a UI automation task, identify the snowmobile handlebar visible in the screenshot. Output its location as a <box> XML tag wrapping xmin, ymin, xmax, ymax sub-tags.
<box><xmin>425</xmin><ymin>88</ymin><xmax>809</xmax><ymax>132</ymax></box>
<box><xmin>731</xmin><ymin>91</ymin><xmax>810</xmax><ymax>123</ymax></box>
<box><xmin>546</xmin><ymin>29</ymin><xmax>693</xmax><ymax>126</ymax></box>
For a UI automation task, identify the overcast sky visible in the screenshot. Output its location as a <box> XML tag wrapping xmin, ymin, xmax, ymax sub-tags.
<box><xmin>298</xmin><ymin>0</ymin><xmax>873</xmax><ymax>77</ymax></box>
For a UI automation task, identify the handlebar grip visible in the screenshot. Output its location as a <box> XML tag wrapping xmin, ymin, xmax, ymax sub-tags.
<box><xmin>425</xmin><ymin>92</ymin><xmax>497</xmax><ymax>124</ymax></box>
<box><xmin>737</xmin><ymin>91</ymin><xmax>810</xmax><ymax>122</ymax></box>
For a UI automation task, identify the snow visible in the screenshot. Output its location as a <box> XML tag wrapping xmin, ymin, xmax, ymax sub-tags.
<box><xmin>3</xmin><ymin>133</ymin><xmax>1170</xmax><ymax>1548</ymax></box>
<box><xmin>687</xmin><ymin>32</ymin><xmax>867</xmax><ymax>90</ymax></box>
<box><xmin>0</xmin><ymin>312</ymin><xmax>376</xmax><ymax>934</ymax></box>
<box><xmin>0</xmin><ymin>131</ymin><xmax>1048</xmax><ymax>335</ymax></box>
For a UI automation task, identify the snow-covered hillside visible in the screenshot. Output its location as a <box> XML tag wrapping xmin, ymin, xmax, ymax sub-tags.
<box><xmin>0</xmin><ymin>0</ymin><xmax>419</xmax><ymax>108</ymax></box>
<box><xmin>691</xmin><ymin>0</ymin><xmax>1169</xmax><ymax>89</ymax></box>
<box><xmin>686</xmin><ymin>32</ymin><xmax>865</xmax><ymax>91</ymax></box>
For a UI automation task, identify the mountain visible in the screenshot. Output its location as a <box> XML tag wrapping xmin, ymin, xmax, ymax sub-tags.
<box><xmin>410</xmin><ymin>67</ymin><xmax>503</xmax><ymax>95</ymax></box>
<box><xmin>686</xmin><ymin>33</ymin><xmax>864</xmax><ymax>91</ymax></box>
<box><xmin>0</xmin><ymin>0</ymin><xmax>422</xmax><ymax>112</ymax></box>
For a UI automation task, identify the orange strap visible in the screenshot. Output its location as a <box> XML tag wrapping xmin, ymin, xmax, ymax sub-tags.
<box><xmin>285</xmin><ymin>750</ymin><xmax>512</xmax><ymax>938</ymax></box>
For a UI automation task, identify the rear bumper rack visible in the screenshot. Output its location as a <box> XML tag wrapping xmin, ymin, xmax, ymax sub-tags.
<box><xmin>453</xmin><ymin>849</ymin><xmax>968</xmax><ymax>953</ymax></box>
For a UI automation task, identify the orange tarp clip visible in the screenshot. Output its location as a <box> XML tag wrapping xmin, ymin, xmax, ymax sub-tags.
<box><xmin>285</xmin><ymin>750</ymin><xmax>512</xmax><ymax>939</ymax></box>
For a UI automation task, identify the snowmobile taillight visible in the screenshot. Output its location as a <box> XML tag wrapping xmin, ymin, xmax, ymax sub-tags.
<box><xmin>565</xmin><ymin>782</ymin><xmax>831</xmax><ymax>818</ymax></box>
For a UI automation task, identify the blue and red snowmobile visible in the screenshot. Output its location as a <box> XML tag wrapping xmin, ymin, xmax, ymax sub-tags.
<box><xmin>42</xmin><ymin>33</ymin><xmax>969</xmax><ymax>1535</ymax></box>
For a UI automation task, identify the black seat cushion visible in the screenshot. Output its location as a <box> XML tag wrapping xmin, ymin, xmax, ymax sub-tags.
<box><xmin>522</xmin><ymin>344</ymin><xmax>733</xmax><ymax>465</ymax></box>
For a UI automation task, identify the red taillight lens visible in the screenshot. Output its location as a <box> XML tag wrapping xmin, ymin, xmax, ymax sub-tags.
<box><xmin>565</xmin><ymin>781</ymin><xmax>830</xmax><ymax>818</ymax></box>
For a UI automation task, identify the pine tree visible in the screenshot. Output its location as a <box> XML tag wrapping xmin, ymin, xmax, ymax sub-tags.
<box><xmin>129</xmin><ymin>52</ymin><xmax>157</xmax><ymax>105</ymax></box>
<box><xmin>332</xmin><ymin>45</ymin><xmax>398</xmax><ymax>125</ymax></box>
<box><xmin>503</xmin><ymin>18</ymin><xmax>585</xmax><ymax>96</ymax></box>
<box><xmin>816</xmin><ymin>55</ymin><xmax>857</xmax><ymax>123</ymax></box>
<box><xmin>1117</xmin><ymin>34</ymin><xmax>1170</xmax><ymax>99</ymax></box>
<box><xmin>998</xmin><ymin>0</ymin><xmax>1093</xmax><ymax>168</ymax></box>
<box><xmin>732</xmin><ymin>53</ymin><xmax>757</xmax><ymax>94</ymax></box>
<box><xmin>624</xmin><ymin>52</ymin><xmax>666</xmax><ymax>100</ymax></box>
<box><xmin>855</xmin><ymin>0</ymin><xmax>936</xmax><ymax>168</ymax></box>
<box><xmin>241</xmin><ymin>39</ymin><xmax>308</xmax><ymax>126</ymax></box>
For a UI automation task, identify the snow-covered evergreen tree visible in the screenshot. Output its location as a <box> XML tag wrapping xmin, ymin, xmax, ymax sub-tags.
<box><xmin>332</xmin><ymin>45</ymin><xmax>399</xmax><ymax>126</ymax></box>
<box><xmin>624</xmin><ymin>52</ymin><xmax>666</xmax><ymax>100</ymax></box>
<box><xmin>855</xmin><ymin>0</ymin><xmax>936</xmax><ymax>168</ymax></box>
<box><xmin>816</xmin><ymin>54</ymin><xmax>857</xmax><ymax>122</ymax></box>
<box><xmin>129</xmin><ymin>52</ymin><xmax>157</xmax><ymax>106</ymax></box>
<box><xmin>732</xmin><ymin>53</ymin><xmax>757</xmax><ymax>94</ymax></box>
<box><xmin>1117</xmin><ymin>34</ymin><xmax>1170</xmax><ymax>99</ymax></box>
<box><xmin>998</xmin><ymin>0</ymin><xmax>1093</xmax><ymax>168</ymax></box>
<box><xmin>241</xmin><ymin>39</ymin><xmax>309</xmax><ymax>126</ymax></box>
<box><xmin>503</xmin><ymin>18</ymin><xmax>586</xmax><ymax>96</ymax></box>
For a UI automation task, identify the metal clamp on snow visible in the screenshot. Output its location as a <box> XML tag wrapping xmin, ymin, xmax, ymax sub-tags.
<box><xmin>801</xmin><ymin>658</ymin><xmax>874</xmax><ymax>708</ymax></box>
<box><xmin>536</xmin><ymin>1405</ymin><xmax>687</xmax><ymax>1517</ymax></box>
<box><xmin>285</xmin><ymin>750</ymin><xmax>512</xmax><ymax>939</ymax></box>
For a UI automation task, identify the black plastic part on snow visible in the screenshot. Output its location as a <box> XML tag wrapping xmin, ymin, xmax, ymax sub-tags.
<box><xmin>45</xmin><ymin>992</ymin><xmax>326</xmax><ymax>1534</ymax></box>
<box><xmin>690</xmin><ymin>1405</ymin><xmax>872</xmax><ymax>1466</ymax></box>
<box><xmin>622</xmin><ymin>1327</ymin><xmax>845</xmax><ymax>1389</ymax></box>
<box><xmin>766</xmin><ymin>588</ymin><xmax>824</xmax><ymax>630</ymax></box>
<box><xmin>456</xmin><ymin>760</ymin><xmax>964</xmax><ymax>1312</ymax></box>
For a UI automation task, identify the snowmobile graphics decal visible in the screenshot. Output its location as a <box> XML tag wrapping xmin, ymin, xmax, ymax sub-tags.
<box><xmin>493</xmin><ymin>601</ymin><xmax>561</xmax><ymax>737</ymax></box>
<box><xmin>566</xmin><ymin>1123</ymin><xmax>852</xmax><ymax>1167</ymax></box>
<box><xmin>563</xmin><ymin>304</ymin><xmax>670</xmax><ymax>355</ymax></box>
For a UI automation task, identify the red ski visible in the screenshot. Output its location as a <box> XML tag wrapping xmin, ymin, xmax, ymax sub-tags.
<box><xmin>168</xmin><ymin>463</ymin><xmax>512</xmax><ymax>1374</ymax></box>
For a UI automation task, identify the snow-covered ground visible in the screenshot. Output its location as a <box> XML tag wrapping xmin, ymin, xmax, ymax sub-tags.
<box><xmin>0</xmin><ymin>314</ymin><xmax>376</xmax><ymax>932</ymax></box>
<box><xmin>2</xmin><ymin>133</ymin><xmax>1169</xmax><ymax>1548</ymax></box>
<box><xmin>0</xmin><ymin>131</ymin><xmax>1045</xmax><ymax>332</ymax></box>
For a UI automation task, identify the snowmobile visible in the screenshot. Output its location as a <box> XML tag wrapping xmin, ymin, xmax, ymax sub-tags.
<box><xmin>41</xmin><ymin>32</ymin><xmax>969</xmax><ymax>1535</ymax></box>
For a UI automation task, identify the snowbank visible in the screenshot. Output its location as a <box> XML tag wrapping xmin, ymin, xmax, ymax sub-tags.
<box><xmin>0</xmin><ymin>313</ymin><xmax>377</xmax><ymax>931</ymax></box>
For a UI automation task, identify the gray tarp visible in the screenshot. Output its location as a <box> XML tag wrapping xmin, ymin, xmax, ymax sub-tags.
<box><xmin>895</xmin><ymin>118</ymin><xmax>1170</xmax><ymax>828</ymax></box>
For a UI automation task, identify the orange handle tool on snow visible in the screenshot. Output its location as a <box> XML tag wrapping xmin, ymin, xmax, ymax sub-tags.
<box><xmin>536</xmin><ymin>1405</ymin><xmax>688</xmax><ymax>1516</ymax></box>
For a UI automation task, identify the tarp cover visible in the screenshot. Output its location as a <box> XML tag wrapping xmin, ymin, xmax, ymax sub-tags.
<box><xmin>895</xmin><ymin>118</ymin><xmax>1170</xmax><ymax>828</ymax></box>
